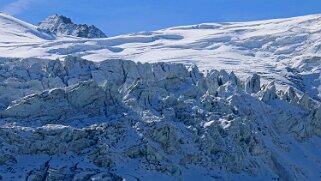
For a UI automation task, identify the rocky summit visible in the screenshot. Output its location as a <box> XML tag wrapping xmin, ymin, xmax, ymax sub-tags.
<box><xmin>38</xmin><ymin>14</ymin><xmax>107</xmax><ymax>38</ymax></box>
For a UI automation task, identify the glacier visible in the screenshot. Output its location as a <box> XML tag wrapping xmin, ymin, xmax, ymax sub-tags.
<box><xmin>0</xmin><ymin>12</ymin><xmax>320</xmax><ymax>100</ymax></box>
<box><xmin>0</xmin><ymin>12</ymin><xmax>320</xmax><ymax>180</ymax></box>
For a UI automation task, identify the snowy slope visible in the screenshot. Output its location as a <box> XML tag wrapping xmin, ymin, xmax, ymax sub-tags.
<box><xmin>0</xmin><ymin>13</ymin><xmax>54</xmax><ymax>42</ymax></box>
<box><xmin>0</xmin><ymin>13</ymin><xmax>320</xmax><ymax>180</ymax></box>
<box><xmin>0</xmin><ymin>13</ymin><xmax>320</xmax><ymax>99</ymax></box>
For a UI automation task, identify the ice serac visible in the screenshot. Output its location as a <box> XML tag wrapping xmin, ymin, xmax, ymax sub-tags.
<box><xmin>2</xmin><ymin>81</ymin><xmax>106</xmax><ymax>121</ymax></box>
<box><xmin>0</xmin><ymin>57</ymin><xmax>320</xmax><ymax>181</ymax></box>
<box><xmin>245</xmin><ymin>73</ymin><xmax>260</xmax><ymax>94</ymax></box>
<box><xmin>261</xmin><ymin>82</ymin><xmax>277</xmax><ymax>102</ymax></box>
<box><xmin>282</xmin><ymin>86</ymin><xmax>299</xmax><ymax>103</ymax></box>
<box><xmin>38</xmin><ymin>14</ymin><xmax>107</xmax><ymax>38</ymax></box>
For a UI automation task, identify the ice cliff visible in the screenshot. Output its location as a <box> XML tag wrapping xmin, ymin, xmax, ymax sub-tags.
<box><xmin>0</xmin><ymin>56</ymin><xmax>320</xmax><ymax>180</ymax></box>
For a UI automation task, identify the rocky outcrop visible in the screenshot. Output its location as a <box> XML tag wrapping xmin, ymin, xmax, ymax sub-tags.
<box><xmin>38</xmin><ymin>15</ymin><xmax>107</xmax><ymax>38</ymax></box>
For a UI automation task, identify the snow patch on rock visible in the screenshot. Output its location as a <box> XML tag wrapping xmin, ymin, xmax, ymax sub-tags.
<box><xmin>38</xmin><ymin>14</ymin><xmax>107</xmax><ymax>38</ymax></box>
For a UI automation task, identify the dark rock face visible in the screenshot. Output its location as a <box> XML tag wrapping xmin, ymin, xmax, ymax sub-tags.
<box><xmin>38</xmin><ymin>14</ymin><xmax>107</xmax><ymax>38</ymax></box>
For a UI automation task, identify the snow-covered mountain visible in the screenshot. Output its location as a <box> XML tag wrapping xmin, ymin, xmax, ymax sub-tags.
<box><xmin>0</xmin><ymin>13</ymin><xmax>320</xmax><ymax>180</ymax></box>
<box><xmin>38</xmin><ymin>14</ymin><xmax>107</xmax><ymax>38</ymax></box>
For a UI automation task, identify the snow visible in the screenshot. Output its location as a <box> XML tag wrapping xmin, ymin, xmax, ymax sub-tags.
<box><xmin>0</xmin><ymin>13</ymin><xmax>320</xmax><ymax>99</ymax></box>
<box><xmin>0</xmin><ymin>13</ymin><xmax>320</xmax><ymax>180</ymax></box>
<box><xmin>0</xmin><ymin>12</ymin><xmax>54</xmax><ymax>42</ymax></box>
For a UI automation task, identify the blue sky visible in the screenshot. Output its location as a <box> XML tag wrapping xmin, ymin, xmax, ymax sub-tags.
<box><xmin>1</xmin><ymin>0</ymin><xmax>321</xmax><ymax>36</ymax></box>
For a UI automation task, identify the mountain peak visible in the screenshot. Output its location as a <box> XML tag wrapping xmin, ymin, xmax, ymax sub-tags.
<box><xmin>44</xmin><ymin>14</ymin><xmax>73</xmax><ymax>24</ymax></box>
<box><xmin>38</xmin><ymin>14</ymin><xmax>107</xmax><ymax>38</ymax></box>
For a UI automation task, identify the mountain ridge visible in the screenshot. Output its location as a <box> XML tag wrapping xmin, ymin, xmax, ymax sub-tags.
<box><xmin>38</xmin><ymin>14</ymin><xmax>107</xmax><ymax>38</ymax></box>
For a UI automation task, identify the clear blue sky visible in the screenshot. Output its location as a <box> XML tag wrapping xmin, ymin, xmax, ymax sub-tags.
<box><xmin>1</xmin><ymin>0</ymin><xmax>321</xmax><ymax>36</ymax></box>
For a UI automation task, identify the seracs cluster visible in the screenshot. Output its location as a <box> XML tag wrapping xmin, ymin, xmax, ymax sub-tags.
<box><xmin>0</xmin><ymin>57</ymin><xmax>320</xmax><ymax>180</ymax></box>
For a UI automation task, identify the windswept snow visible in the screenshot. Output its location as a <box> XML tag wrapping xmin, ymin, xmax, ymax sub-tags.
<box><xmin>0</xmin><ymin>13</ymin><xmax>54</xmax><ymax>42</ymax></box>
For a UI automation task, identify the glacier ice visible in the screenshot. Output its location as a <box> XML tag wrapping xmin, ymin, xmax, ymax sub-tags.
<box><xmin>1</xmin><ymin>12</ymin><xmax>321</xmax><ymax>181</ymax></box>
<box><xmin>0</xmin><ymin>57</ymin><xmax>320</xmax><ymax>180</ymax></box>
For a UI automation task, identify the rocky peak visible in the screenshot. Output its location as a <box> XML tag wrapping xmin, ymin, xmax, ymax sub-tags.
<box><xmin>37</xmin><ymin>14</ymin><xmax>107</xmax><ymax>38</ymax></box>
<box><xmin>47</xmin><ymin>14</ymin><xmax>72</xmax><ymax>24</ymax></box>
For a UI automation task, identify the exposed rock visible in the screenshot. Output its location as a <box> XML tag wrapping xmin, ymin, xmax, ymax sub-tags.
<box><xmin>38</xmin><ymin>14</ymin><xmax>107</xmax><ymax>38</ymax></box>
